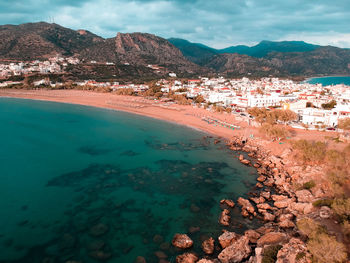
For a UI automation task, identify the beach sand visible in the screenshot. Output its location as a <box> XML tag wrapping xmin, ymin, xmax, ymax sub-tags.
<box><xmin>0</xmin><ymin>89</ymin><xmax>338</xmax><ymax>155</ymax></box>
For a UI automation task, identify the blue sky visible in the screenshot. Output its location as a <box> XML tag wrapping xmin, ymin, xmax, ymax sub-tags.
<box><xmin>1</xmin><ymin>0</ymin><xmax>350</xmax><ymax>48</ymax></box>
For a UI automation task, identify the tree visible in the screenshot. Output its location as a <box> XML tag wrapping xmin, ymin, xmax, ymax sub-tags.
<box><xmin>194</xmin><ymin>95</ymin><xmax>205</xmax><ymax>104</ymax></box>
<box><xmin>260</xmin><ymin>123</ymin><xmax>290</xmax><ymax>140</ymax></box>
<box><xmin>321</xmin><ymin>100</ymin><xmax>337</xmax><ymax>110</ymax></box>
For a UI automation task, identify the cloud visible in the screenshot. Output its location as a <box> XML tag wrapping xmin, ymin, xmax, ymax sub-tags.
<box><xmin>0</xmin><ymin>0</ymin><xmax>350</xmax><ymax>48</ymax></box>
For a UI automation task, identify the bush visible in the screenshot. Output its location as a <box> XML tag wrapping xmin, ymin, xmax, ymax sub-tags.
<box><xmin>307</xmin><ymin>233</ymin><xmax>347</xmax><ymax>263</ymax></box>
<box><xmin>260</xmin><ymin>123</ymin><xmax>290</xmax><ymax>140</ymax></box>
<box><xmin>312</xmin><ymin>199</ymin><xmax>334</xmax><ymax>207</ymax></box>
<box><xmin>297</xmin><ymin>218</ymin><xmax>324</xmax><ymax>238</ymax></box>
<box><xmin>331</xmin><ymin>198</ymin><xmax>350</xmax><ymax>221</ymax></box>
<box><xmin>338</xmin><ymin>118</ymin><xmax>350</xmax><ymax>130</ymax></box>
<box><xmin>262</xmin><ymin>245</ymin><xmax>282</xmax><ymax>263</ymax></box>
<box><xmin>302</xmin><ymin>180</ymin><xmax>316</xmax><ymax>190</ymax></box>
<box><xmin>291</xmin><ymin>140</ymin><xmax>327</xmax><ymax>163</ymax></box>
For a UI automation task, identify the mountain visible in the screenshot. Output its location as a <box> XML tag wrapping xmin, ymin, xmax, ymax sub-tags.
<box><xmin>167</xmin><ymin>38</ymin><xmax>217</xmax><ymax>65</ymax></box>
<box><xmin>0</xmin><ymin>22</ymin><xmax>103</xmax><ymax>60</ymax></box>
<box><xmin>1</xmin><ymin>22</ymin><xmax>350</xmax><ymax>79</ymax></box>
<box><xmin>218</xmin><ymin>40</ymin><xmax>320</xmax><ymax>57</ymax></box>
<box><xmin>115</xmin><ymin>33</ymin><xmax>203</xmax><ymax>74</ymax></box>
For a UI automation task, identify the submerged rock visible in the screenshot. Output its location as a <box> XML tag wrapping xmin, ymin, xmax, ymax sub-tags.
<box><xmin>202</xmin><ymin>237</ymin><xmax>215</xmax><ymax>254</ymax></box>
<box><xmin>172</xmin><ymin>234</ymin><xmax>193</xmax><ymax>249</ymax></box>
<box><xmin>134</xmin><ymin>256</ymin><xmax>147</xmax><ymax>263</ymax></box>
<box><xmin>220</xmin><ymin>199</ymin><xmax>235</xmax><ymax>208</ymax></box>
<box><xmin>89</xmin><ymin>223</ymin><xmax>109</xmax><ymax>237</ymax></box>
<box><xmin>219</xmin><ymin>209</ymin><xmax>230</xmax><ymax>226</ymax></box>
<box><xmin>176</xmin><ymin>252</ymin><xmax>198</xmax><ymax>263</ymax></box>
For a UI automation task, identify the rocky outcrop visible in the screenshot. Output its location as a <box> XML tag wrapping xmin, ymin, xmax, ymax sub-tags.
<box><xmin>218</xmin><ymin>236</ymin><xmax>251</xmax><ymax>263</ymax></box>
<box><xmin>220</xmin><ymin>199</ymin><xmax>235</xmax><ymax>208</ymax></box>
<box><xmin>172</xmin><ymin>234</ymin><xmax>193</xmax><ymax>249</ymax></box>
<box><xmin>276</xmin><ymin>238</ymin><xmax>312</xmax><ymax>263</ymax></box>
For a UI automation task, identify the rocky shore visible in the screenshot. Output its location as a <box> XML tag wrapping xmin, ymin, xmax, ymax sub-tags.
<box><xmin>168</xmin><ymin>135</ymin><xmax>332</xmax><ymax>263</ymax></box>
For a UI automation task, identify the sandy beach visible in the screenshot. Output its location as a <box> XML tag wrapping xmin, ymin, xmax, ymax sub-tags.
<box><xmin>0</xmin><ymin>89</ymin><xmax>337</xmax><ymax>155</ymax></box>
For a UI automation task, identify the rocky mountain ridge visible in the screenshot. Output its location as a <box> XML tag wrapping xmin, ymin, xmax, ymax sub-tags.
<box><xmin>1</xmin><ymin>22</ymin><xmax>350</xmax><ymax>78</ymax></box>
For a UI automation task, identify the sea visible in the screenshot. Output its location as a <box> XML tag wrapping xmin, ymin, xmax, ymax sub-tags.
<box><xmin>0</xmin><ymin>98</ymin><xmax>259</xmax><ymax>263</ymax></box>
<box><xmin>305</xmin><ymin>76</ymin><xmax>350</xmax><ymax>86</ymax></box>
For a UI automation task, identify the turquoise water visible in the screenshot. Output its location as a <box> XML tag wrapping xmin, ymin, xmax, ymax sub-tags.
<box><xmin>0</xmin><ymin>98</ymin><xmax>259</xmax><ymax>263</ymax></box>
<box><xmin>306</xmin><ymin>76</ymin><xmax>350</xmax><ymax>86</ymax></box>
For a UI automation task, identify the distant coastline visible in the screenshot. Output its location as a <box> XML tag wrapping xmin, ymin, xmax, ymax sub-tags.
<box><xmin>302</xmin><ymin>75</ymin><xmax>350</xmax><ymax>85</ymax></box>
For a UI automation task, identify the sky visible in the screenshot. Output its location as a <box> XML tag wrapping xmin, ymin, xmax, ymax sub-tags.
<box><xmin>1</xmin><ymin>0</ymin><xmax>350</xmax><ymax>49</ymax></box>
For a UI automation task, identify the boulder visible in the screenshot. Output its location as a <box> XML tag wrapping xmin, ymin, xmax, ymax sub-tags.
<box><xmin>274</xmin><ymin>199</ymin><xmax>292</xmax><ymax>209</ymax></box>
<box><xmin>218</xmin><ymin>231</ymin><xmax>240</xmax><ymax>249</ymax></box>
<box><xmin>319</xmin><ymin>206</ymin><xmax>332</xmax><ymax>219</ymax></box>
<box><xmin>250</xmin><ymin>196</ymin><xmax>266</xmax><ymax>204</ymax></box>
<box><xmin>218</xmin><ymin>236</ymin><xmax>251</xmax><ymax>263</ymax></box>
<box><xmin>257</xmin><ymin>232</ymin><xmax>288</xmax><ymax>247</ymax></box>
<box><xmin>202</xmin><ymin>237</ymin><xmax>214</xmax><ymax>255</ymax></box>
<box><xmin>219</xmin><ymin>209</ymin><xmax>230</xmax><ymax>226</ymax></box>
<box><xmin>272</xmin><ymin>195</ymin><xmax>288</xmax><ymax>201</ymax></box>
<box><xmin>279</xmin><ymin>219</ymin><xmax>295</xmax><ymax>228</ymax></box>
<box><xmin>197</xmin><ymin>260</ymin><xmax>214</xmax><ymax>263</ymax></box>
<box><xmin>172</xmin><ymin>234</ymin><xmax>193</xmax><ymax>249</ymax></box>
<box><xmin>263</xmin><ymin>178</ymin><xmax>274</xmax><ymax>187</ymax></box>
<box><xmin>255</xmin><ymin>247</ymin><xmax>263</xmax><ymax>263</ymax></box>
<box><xmin>278</xmin><ymin>213</ymin><xmax>294</xmax><ymax>222</ymax></box>
<box><xmin>257</xmin><ymin>203</ymin><xmax>273</xmax><ymax>210</ymax></box>
<box><xmin>239</xmin><ymin>154</ymin><xmax>244</xmax><ymax>161</ymax></box>
<box><xmin>295</xmin><ymin>190</ymin><xmax>314</xmax><ymax>203</ymax></box>
<box><xmin>261</xmin><ymin>191</ymin><xmax>271</xmax><ymax>200</ymax></box>
<box><xmin>244</xmin><ymin>230</ymin><xmax>261</xmax><ymax>243</ymax></box>
<box><xmin>176</xmin><ymin>253</ymin><xmax>198</xmax><ymax>263</ymax></box>
<box><xmin>257</xmin><ymin>175</ymin><xmax>266</xmax><ymax>182</ymax></box>
<box><xmin>220</xmin><ymin>199</ymin><xmax>235</xmax><ymax>208</ymax></box>
<box><xmin>276</xmin><ymin>238</ymin><xmax>312</xmax><ymax>263</ymax></box>
<box><xmin>237</xmin><ymin>197</ymin><xmax>255</xmax><ymax>215</ymax></box>
<box><xmin>241</xmin><ymin>159</ymin><xmax>251</xmax><ymax>165</ymax></box>
<box><xmin>289</xmin><ymin>202</ymin><xmax>314</xmax><ymax>215</ymax></box>
<box><xmin>263</xmin><ymin>212</ymin><xmax>276</xmax><ymax>222</ymax></box>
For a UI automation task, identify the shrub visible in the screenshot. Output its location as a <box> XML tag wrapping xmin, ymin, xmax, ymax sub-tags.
<box><xmin>307</xmin><ymin>233</ymin><xmax>347</xmax><ymax>263</ymax></box>
<box><xmin>291</xmin><ymin>140</ymin><xmax>327</xmax><ymax>163</ymax></box>
<box><xmin>297</xmin><ymin>218</ymin><xmax>324</xmax><ymax>238</ymax></box>
<box><xmin>260</xmin><ymin>123</ymin><xmax>290</xmax><ymax>140</ymax></box>
<box><xmin>312</xmin><ymin>199</ymin><xmax>334</xmax><ymax>207</ymax></box>
<box><xmin>302</xmin><ymin>180</ymin><xmax>316</xmax><ymax>190</ymax></box>
<box><xmin>338</xmin><ymin>118</ymin><xmax>350</xmax><ymax>130</ymax></box>
<box><xmin>262</xmin><ymin>245</ymin><xmax>283</xmax><ymax>263</ymax></box>
<box><xmin>331</xmin><ymin>198</ymin><xmax>350</xmax><ymax>221</ymax></box>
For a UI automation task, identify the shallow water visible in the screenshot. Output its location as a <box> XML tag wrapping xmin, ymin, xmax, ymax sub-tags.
<box><xmin>0</xmin><ymin>98</ymin><xmax>259</xmax><ymax>263</ymax></box>
<box><xmin>305</xmin><ymin>76</ymin><xmax>350</xmax><ymax>86</ymax></box>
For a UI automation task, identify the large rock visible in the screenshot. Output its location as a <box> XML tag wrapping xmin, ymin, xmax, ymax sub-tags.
<box><xmin>237</xmin><ymin>197</ymin><xmax>255</xmax><ymax>215</ymax></box>
<box><xmin>172</xmin><ymin>234</ymin><xmax>193</xmax><ymax>249</ymax></box>
<box><xmin>220</xmin><ymin>199</ymin><xmax>235</xmax><ymax>208</ymax></box>
<box><xmin>250</xmin><ymin>196</ymin><xmax>266</xmax><ymax>204</ymax></box>
<box><xmin>295</xmin><ymin>190</ymin><xmax>314</xmax><ymax>203</ymax></box>
<box><xmin>257</xmin><ymin>203</ymin><xmax>273</xmax><ymax>210</ymax></box>
<box><xmin>218</xmin><ymin>231</ymin><xmax>240</xmax><ymax>249</ymax></box>
<box><xmin>244</xmin><ymin>230</ymin><xmax>261</xmax><ymax>243</ymax></box>
<box><xmin>274</xmin><ymin>199</ymin><xmax>293</xmax><ymax>209</ymax></box>
<box><xmin>218</xmin><ymin>236</ymin><xmax>251</xmax><ymax>263</ymax></box>
<box><xmin>202</xmin><ymin>237</ymin><xmax>214</xmax><ymax>255</ymax></box>
<box><xmin>263</xmin><ymin>212</ymin><xmax>276</xmax><ymax>222</ymax></box>
<box><xmin>257</xmin><ymin>232</ymin><xmax>288</xmax><ymax>247</ymax></box>
<box><xmin>219</xmin><ymin>209</ymin><xmax>230</xmax><ymax>226</ymax></box>
<box><xmin>197</xmin><ymin>260</ymin><xmax>214</xmax><ymax>263</ymax></box>
<box><xmin>319</xmin><ymin>206</ymin><xmax>332</xmax><ymax>219</ymax></box>
<box><xmin>279</xmin><ymin>219</ymin><xmax>295</xmax><ymax>228</ymax></box>
<box><xmin>288</xmin><ymin>202</ymin><xmax>314</xmax><ymax>215</ymax></box>
<box><xmin>176</xmin><ymin>253</ymin><xmax>198</xmax><ymax>263</ymax></box>
<box><xmin>276</xmin><ymin>238</ymin><xmax>312</xmax><ymax>263</ymax></box>
<box><xmin>272</xmin><ymin>195</ymin><xmax>288</xmax><ymax>201</ymax></box>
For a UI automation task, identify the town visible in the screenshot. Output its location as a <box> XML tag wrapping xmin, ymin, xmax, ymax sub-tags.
<box><xmin>1</xmin><ymin>58</ymin><xmax>350</xmax><ymax>133</ymax></box>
